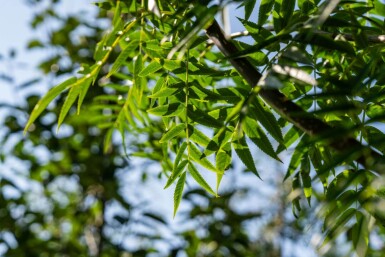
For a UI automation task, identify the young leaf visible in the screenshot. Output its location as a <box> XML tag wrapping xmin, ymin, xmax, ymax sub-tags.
<box><xmin>173</xmin><ymin>171</ymin><xmax>186</xmax><ymax>217</ymax></box>
<box><xmin>188</xmin><ymin>162</ymin><xmax>216</xmax><ymax>196</ymax></box>
<box><xmin>159</xmin><ymin>123</ymin><xmax>185</xmax><ymax>143</ymax></box>
<box><xmin>138</xmin><ymin>60</ymin><xmax>162</xmax><ymax>77</ymax></box>
<box><xmin>232</xmin><ymin>132</ymin><xmax>260</xmax><ymax>178</ymax></box>
<box><xmin>24</xmin><ymin>76</ymin><xmax>77</xmax><ymax>133</ymax></box>
<box><xmin>164</xmin><ymin>159</ymin><xmax>188</xmax><ymax>189</ymax></box>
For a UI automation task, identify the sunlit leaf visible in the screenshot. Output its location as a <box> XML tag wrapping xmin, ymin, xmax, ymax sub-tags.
<box><xmin>189</xmin><ymin>142</ymin><xmax>218</xmax><ymax>172</ymax></box>
<box><xmin>188</xmin><ymin>162</ymin><xmax>216</xmax><ymax>196</ymax></box>
<box><xmin>139</xmin><ymin>60</ymin><xmax>162</xmax><ymax>77</ymax></box>
<box><xmin>159</xmin><ymin>123</ymin><xmax>185</xmax><ymax>143</ymax></box>
<box><xmin>24</xmin><ymin>76</ymin><xmax>76</xmax><ymax>133</ymax></box>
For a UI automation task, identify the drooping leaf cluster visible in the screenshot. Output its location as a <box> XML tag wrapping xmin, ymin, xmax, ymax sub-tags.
<box><xmin>22</xmin><ymin>0</ymin><xmax>385</xmax><ymax>255</ymax></box>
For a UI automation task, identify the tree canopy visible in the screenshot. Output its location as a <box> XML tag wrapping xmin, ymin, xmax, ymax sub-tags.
<box><xmin>3</xmin><ymin>0</ymin><xmax>385</xmax><ymax>256</ymax></box>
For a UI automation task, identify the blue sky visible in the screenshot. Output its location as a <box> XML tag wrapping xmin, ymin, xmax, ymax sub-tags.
<box><xmin>0</xmin><ymin>0</ymin><xmax>97</xmax><ymax>105</ymax></box>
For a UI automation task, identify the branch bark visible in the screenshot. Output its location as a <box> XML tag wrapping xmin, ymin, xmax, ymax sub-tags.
<box><xmin>205</xmin><ymin>19</ymin><xmax>385</xmax><ymax>174</ymax></box>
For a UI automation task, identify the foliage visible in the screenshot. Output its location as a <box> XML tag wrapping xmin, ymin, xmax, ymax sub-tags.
<box><xmin>4</xmin><ymin>0</ymin><xmax>385</xmax><ymax>255</ymax></box>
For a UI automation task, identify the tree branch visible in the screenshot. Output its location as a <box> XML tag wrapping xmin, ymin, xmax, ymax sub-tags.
<box><xmin>205</xmin><ymin>19</ymin><xmax>385</xmax><ymax>174</ymax></box>
<box><xmin>216</xmin><ymin>28</ymin><xmax>385</xmax><ymax>44</ymax></box>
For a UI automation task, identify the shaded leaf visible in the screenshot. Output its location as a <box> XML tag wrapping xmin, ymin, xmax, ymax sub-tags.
<box><xmin>232</xmin><ymin>132</ymin><xmax>260</xmax><ymax>178</ymax></box>
<box><xmin>147</xmin><ymin>103</ymin><xmax>185</xmax><ymax>117</ymax></box>
<box><xmin>173</xmin><ymin>171</ymin><xmax>186</xmax><ymax>217</ymax></box>
<box><xmin>174</xmin><ymin>142</ymin><xmax>187</xmax><ymax>169</ymax></box>
<box><xmin>165</xmin><ymin>160</ymin><xmax>188</xmax><ymax>189</ymax></box>
<box><xmin>243</xmin><ymin>116</ymin><xmax>280</xmax><ymax>161</ymax></box>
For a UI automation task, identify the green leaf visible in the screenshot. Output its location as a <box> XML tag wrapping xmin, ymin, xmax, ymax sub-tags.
<box><xmin>324</xmin><ymin>208</ymin><xmax>356</xmax><ymax>245</ymax></box>
<box><xmin>173</xmin><ymin>171</ymin><xmax>186</xmax><ymax>217</ymax></box>
<box><xmin>162</xmin><ymin>59</ymin><xmax>183</xmax><ymax>71</ymax></box>
<box><xmin>159</xmin><ymin>124</ymin><xmax>185</xmax><ymax>143</ymax></box>
<box><xmin>188</xmin><ymin>162</ymin><xmax>216</xmax><ymax>196</ymax></box>
<box><xmin>138</xmin><ymin>60</ymin><xmax>162</xmax><ymax>77</ymax></box>
<box><xmin>204</xmin><ymin>127</ymin><xmax>233</xmax><ymax>157</ymax></box>
<box><xmin>250</xmin><ymin>98</ymin><xmax>283</xmax><ymax>144</ymax></box>
<box><xmin>216</xmin><ymin>172</ymin><xmax>223</xmax><ymax>195</ymax></box>
<box><xmin>174</xmin><ymin>142</ymin><xmax>187</xmax><ymax>169</ymax></box>
<box><xmin>107</xmin><ymin>40</ymin><xmax>138</xmax><ymax>77</ymax></box>
<box><xmin>243</xmin><ymin>117</ymin><xmax>280</xmax><ymax>161</ymax></box>
<box><xmin>281</xmin><ymin>0</ymin><xmax>295</xmax><ymax>27</ymax></box>
<box><xmin>103</xmin><ymin>127</ymin><xmax>114</xmax><ymax>154</ymax></box>
<box><xmin>258</xmin><ymin>0</ymin><xmax>275</xmax><ymax>25</ymax></box>
<box><xmin>24</xmin><ymin>76</ymin><xmax>76</xmax><ymax>133</ymax></box>
<box><xmin>147</xmin><ymin>103</ymin><xmax>185</xmax><ymax>117</ymax></box>
<box><xmin>189</xmin><ymin>142</ymin><xmax>218</xmax><ymax>172</ymax></box>
<box><xmin>165</xmin><ymin>160</ymin><xmax>188</xmax><ymax>189</ymax></box>
<box><xmin>77</xmin><ymin>77</ymin><xmax>93</xmax><ymax>114</ymax></box>
<box><xmin>352</xmin><ymin>211</ymin><xmax>369</xmax><ymax>257</ymax></box>
<box><xmin>58</xmin><ymin>78</ymin><xmax>91</xmax><ymax>129</ymax></box>
<box><xmin>216</xmin><ymin>142</ymin><xmax>232</xmax><ymax>172</ymax></box>
<box><xmin>112</xmin><ymin>0</ymin><xmax>122</xmax><ymax>27</ymax></box>
<box><xmin>300</xmin><ymin>155</ymin><xmax>312</xmax><ymax>206</ymax></box>
<box><xmin>277</xmin><ymin>126</ymin><xmax>303</xmax><ymax>154</ymax></box>
<box><xmin>148</xmin><ymin>87</ymin><xmax>180</xmax><ymax>98</ymax></box>
<box><xmin>284</xmin><ymin>142</ymin><xmax>307</xmax><ymax>180</ymax></box>
<box><xmin>232</xmin><ymin>132</ymin><xmax>260</xmax><ymax>178</ymax></box>
<box><xmin>294</xmin><ymin>32</ymin><xmax>355</xmax><ymax>55</ymax></box>
<box><xmin>244</xmin><ymin>0</ymin><xmax>256</xmax><ymax>20</ymax></box>
<box><xmin>188</xmin><ymin>125</ymin><xmax>211</xmax><ymax>147</ymax></box>
<box><xmin>134</xmin><ymin>54</ymin><xmax>143</xmax><ymax>100</ymax></box>
<box><xmin>187</xmin><ymin>106</ymin><xmax>222</xmax><ymax>128</ymax></box>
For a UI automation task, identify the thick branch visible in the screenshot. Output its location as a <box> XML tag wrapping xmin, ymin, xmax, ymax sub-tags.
<box><xmin>205</xmin><ymin>20</ymin><xmax>385</xmax><ymax>174</ymax></box>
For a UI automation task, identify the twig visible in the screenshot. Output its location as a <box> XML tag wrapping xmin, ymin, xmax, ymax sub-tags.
<box><xmin>205</xmin><ymin>19</ymin><xmax>385</xmax><ymax>174</ymax></box>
